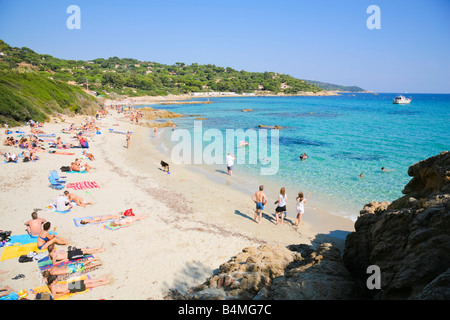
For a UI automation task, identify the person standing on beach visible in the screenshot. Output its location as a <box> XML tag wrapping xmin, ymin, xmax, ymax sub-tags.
<box><xmin>274</xmin><ymin>187</ymin><xmax>287</xmax><ymax>224</ymax></box>
<box><xmin>126</xmin><ymin>131</ymin><xmax>131</xmax><ymax>149</ymax></box>
<box><xmin>226</xmin><ymin>153</ymin><xmax>235</xmax><ymax>176</ymax></box>
<box><xmin>251</xmin><ymin>185</ymin><xmax>267</xmax><ymax>224</ymax></box>
<box><xmin>295</xmin><ymin>191</ymin><xmax>310</xmax><ymax>228</ymax></box>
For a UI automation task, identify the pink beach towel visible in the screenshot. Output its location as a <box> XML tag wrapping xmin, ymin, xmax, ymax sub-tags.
<box><xmin>67</xmin><ymin>181</ymin><xmax>100</xmax><ymax>190</ymax></box>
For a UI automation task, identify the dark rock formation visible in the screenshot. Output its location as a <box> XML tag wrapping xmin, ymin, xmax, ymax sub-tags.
<box><xmin>344</xmin><ymin>151</ymin><xmax>450</xmax><ymax>299</ymax></box>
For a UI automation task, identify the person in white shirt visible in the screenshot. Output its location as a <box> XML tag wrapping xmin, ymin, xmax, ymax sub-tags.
<box><xmin>226</xmin><ymin>153</ymin><xmax>235</xmax><ymax>176</ymax></box>
<box><xmin>55</xmin><ymin>193</ymin><xmax>72</xmax><ymax>212</ymax></box>
<box><xmin>275</xmin><ymin>187</ymin><xmax>287</xmax><ymax>224</ymax></box>
<box><xmin>295</xmin><ymin>191</ymin><xmax>310</xmax><ymax>228</ymax></box>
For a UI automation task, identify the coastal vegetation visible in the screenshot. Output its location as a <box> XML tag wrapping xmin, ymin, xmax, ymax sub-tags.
<box><xmin>0</xmin><ymin>39</ymin><xmax>365</xmax><ymax>125</ymax></box>
<box><xmin>0</xmin><ymin>39</ymin><xmax>327</xmax><ymax>100</ymax></box>
<box><xmin>0</xmin><ymin>70</ymin><xmax>101</xmax><ymax>126</ymax></box>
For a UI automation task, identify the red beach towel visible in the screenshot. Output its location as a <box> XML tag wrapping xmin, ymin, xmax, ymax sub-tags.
<box><xmin>67</xmin><ymin>181</ymin><xmax>100</xmax><ymax>190</ymax></box>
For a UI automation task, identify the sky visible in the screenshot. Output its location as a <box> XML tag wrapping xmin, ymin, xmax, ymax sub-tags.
<box><xmin>0</xmin><ymin>0</ymin><xmax>449</xmax><ymax>93</ymax></box>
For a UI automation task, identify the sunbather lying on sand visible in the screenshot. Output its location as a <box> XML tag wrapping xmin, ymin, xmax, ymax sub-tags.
<box><xmin>45</xmin><ymin>274</ymin><xmax>110</xmax><ymax>299</ymax></box>
<box><xmin>4</xmin><ymin>152</ymin><xmax>17</xmax><ymax>162</ymax></box>
<box><xmin>31</xmin><ymin>127</ymin><xmax>45</xmax><ymax>134</ymax></box>
<box><xmin>75</xmin><ymin>158</ymin><xmax>93</xmax><ymax>170</ymax></box>
<box><xmin>109</xmin><ymin>215</ymin><xmax>148</xmax><ymax>227</ymax></box>
<box><xmin>64</xmin><ymin>191</ymin><xmax>93</xmax><ymax>207</ymax></box>
<box><xmin>47</xmin><ymin>243</ymin><xmax>105</xmax><ymax>265</ymax></box>
<box><xmin>69</xmin><ymin>162</ymin><xmax>90</xmax><ymax>172</ymax></box>
<box><xmin>42</xmin><ymin>258</ymin><xmax>102</xmax><ymax>276</ymax></box>
<box><xmin>3</xmin><ymin>137</ymin><xmax>16</xmax><ymax>146</ymax></box>
<box><xmin>80</xmin><ymin>214</ymin><xmax>122</xmax><ymax>225</ymax></box>
<box><xmin>82</xmin><ymin>150</ymin><xmax>95</xmax><ymax>160</ymax></box>
<box><xmin>56</xmin><ymin>137</ymin><xmax>73</xmax><ymax>149</ymax></box>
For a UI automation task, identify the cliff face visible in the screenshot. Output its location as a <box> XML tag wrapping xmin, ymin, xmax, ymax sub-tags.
<box><xmin>344</xmin><ymin>151</ymin><xmax>450</xmax><ymax>299</ymax></box>
<box><xmin>169</xmin><ymin>151</ymin><xmax>450</xmax><ymax>300</ymax></box>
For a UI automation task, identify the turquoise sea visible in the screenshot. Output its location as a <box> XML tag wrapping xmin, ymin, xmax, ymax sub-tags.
<box><xmin>148</xmin><ymin>93</ymin><xmax>450</xmax><ymax>221</ymax></box>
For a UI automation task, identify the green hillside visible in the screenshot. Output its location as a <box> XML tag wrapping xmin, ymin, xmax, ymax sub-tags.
<box><xmin>0</xmin><ymin>39</ymin><xmax>323</xmax><ymax>98</ymax></box>
<box><xmin>0</xmin><ymin>70</ymin><xmax>101</xmax><ymax>126</ymax></box>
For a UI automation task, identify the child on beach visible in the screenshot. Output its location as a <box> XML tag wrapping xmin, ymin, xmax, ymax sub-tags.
<box><xmin>295</xmin><ymin>191</ymin><xmax>310</xmax><ymax>228</ymax></box>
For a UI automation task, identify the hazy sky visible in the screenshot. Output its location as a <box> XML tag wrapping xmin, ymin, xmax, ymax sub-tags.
<box><xmin>0</xmin><ymin>0</ymin><xmax>449</xmax><ymax>93</ymax></box>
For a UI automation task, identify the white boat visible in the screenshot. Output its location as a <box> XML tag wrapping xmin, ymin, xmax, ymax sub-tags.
<box><xmin>393</xmin><ymin>95</ymin><xmax>412</xmax><ymax>104</ymax></box>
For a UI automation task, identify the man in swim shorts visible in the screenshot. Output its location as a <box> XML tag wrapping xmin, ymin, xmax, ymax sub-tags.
<box><xmin>251</xmin><ymin>185</ymin><xmax>267</xmax><ymax>224</ymax></box>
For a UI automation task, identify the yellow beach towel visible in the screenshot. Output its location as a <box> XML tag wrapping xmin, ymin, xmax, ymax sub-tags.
<box><xmin>0</xmin><ymin>242</ymin><xmax>47</xmax><ymax>262</ymax></box>
<box><xmin>31</xmin><ymin>275</ymin><xmax>91</xmax><ymax>300</ymax></box>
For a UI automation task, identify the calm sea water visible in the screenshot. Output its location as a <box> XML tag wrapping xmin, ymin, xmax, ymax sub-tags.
<box><xmin>148</xmin><ymin>93</ymin><xmax>450</xmax><ymax>221</ymax></box>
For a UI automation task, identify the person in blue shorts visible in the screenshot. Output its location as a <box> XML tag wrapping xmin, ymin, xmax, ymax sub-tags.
<box><xmin>251</xmin><ymin>185</ymin><xmax>267</xmax><ymax>224</ymax></box>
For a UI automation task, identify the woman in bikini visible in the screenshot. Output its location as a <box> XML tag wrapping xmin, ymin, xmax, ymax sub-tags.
<box><xmin>45</xmin><ymin>273</ymin><xmax>110</xmax><ymax>299</ymax></box>
<box><xmin>64</xmin><ymin>191</ymin><xmax>93</xmax><ymax>208</ymax></box>
<box><xmin>109</xmin><ymin>215</ymin><xmax>148</xmax><ymax>227</ymax></box>
<box><xmin>37</xmin><ymin>222</ymin><xmax>68</xmax><ymax>250</ymax></box>
<box><xmin>80</xmin><ymin>214</ymin><xmax>123</xmax><ymax>225</ymax></box>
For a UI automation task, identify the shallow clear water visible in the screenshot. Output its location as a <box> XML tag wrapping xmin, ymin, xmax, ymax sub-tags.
<box><xmin>145</xmin><ymin>93</ymin><xmax>450</xmax><ymax>221</ymax></box>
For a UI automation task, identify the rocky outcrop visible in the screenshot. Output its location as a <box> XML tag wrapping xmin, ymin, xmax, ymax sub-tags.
<box><xmin>344</xmin><ymin>151</ymin><xmax>450</xmax><ymax>299</ymax></box>
<box><xmin>175</xmin><ymin>243</ymin><xmax>358</xmax><ymax>300</ymax></box>
<box><xmin>140</xmin><ymin>107</ymin><xmax>184</xmax><ymax>120</ymax></box>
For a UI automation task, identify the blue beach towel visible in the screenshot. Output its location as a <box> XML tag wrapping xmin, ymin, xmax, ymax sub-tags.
<box><xmin>8</xmin><ymin>233</ymin><xmax>37</xmax><ymax>246</ymax></box>
<box><xmin>55</xmin><ymin>209</ymin><xmax>71</xmax><ymax>214</ymax></box>
<box><xmin>0</xmin><ymin>292</ymin><xmax>19</xmax><ymax>300</ymax></box>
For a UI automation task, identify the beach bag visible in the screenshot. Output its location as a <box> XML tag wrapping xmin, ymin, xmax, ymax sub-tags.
<box><xmin>123</xmin><ymin>208</ymin><xmax>135</xmax><ymax>216</ymax></box>
<box><xmin>60</xmin><ymin>166</ymin><xmax>70</xmax><ymax>172</ymax></box>
<box><xmin>0</xmin><ymin>230</ymin><xmax>11</xmax><ymax>242</ymax></box>
<box><xmin>18</xmin><ymin>254</ymin><xmax>33</xmax><ymax>263</ymax></box>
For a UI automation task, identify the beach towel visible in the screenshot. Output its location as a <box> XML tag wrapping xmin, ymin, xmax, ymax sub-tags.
<box><xmin>45</xmin><ymin>203</ymin><xmax>72</xmax><ymax>214</ymax></box>
<box><xmin>73</xmin><ymin>216</ymin><xmax>115</xmax><ymax>227</ymax></box>
<box><xmin>67</xmin><ymin>181</ymin><xmax>100</xmax><ymax>190</ymax></box>
<box><xmin>7</xmin><ymin>233</ymin><xmax>38</xmax><ymax>246</ymax></box>
<box><xmin>0</xmin><ymin>242</ymin><xmax>47</xmax><ymax>262</ymax></box>
<box><xmin>104</xmin><ymin>220</ymin><xmax>140</xmax><ymax>231</ymax></box>
<box><xmin>30</xmin><ymin>275</ymin><xmax>91</xmax><ymax>300</ymax></box>
<box><xmin>49</xmin><ymin>151</ymin><xmax>75</xmax><ymax>155</ymax></box>
<box><xmin>55</xmin><ymin>209</ymin><xmax>71</xmax><ymax>214</ymax></box>
<box><xmin>37</xmin><ymin>254</ymin><xmax>94</xmax><ymax>271</ymax></box>
<box><xmin>66</xmin><ymin>170</ymin><xmax>87</xmax><ymax>174</ymax></box>
<box><xmin>0</xmin><ymin>292</ymin><xmax>19</xmax><ymax>300</ymax></box>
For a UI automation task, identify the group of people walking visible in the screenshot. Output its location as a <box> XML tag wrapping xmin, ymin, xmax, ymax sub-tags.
<box><xmin>251</xmin><ymin>185</ymin><xmax>310</xmax><ymax>228</ymax></box>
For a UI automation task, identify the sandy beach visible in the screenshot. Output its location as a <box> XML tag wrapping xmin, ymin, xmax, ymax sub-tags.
<box><xmin>0</xmin><ymin>107</ymin><xmax>354</xmax><ymax>300</ymax></box>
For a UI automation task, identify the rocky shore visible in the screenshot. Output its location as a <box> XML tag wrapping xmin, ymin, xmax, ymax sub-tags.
<box><xmin>168</xmin><ymin>151</ymin><xmax>450</xmax><ymax>300</ymax></box>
